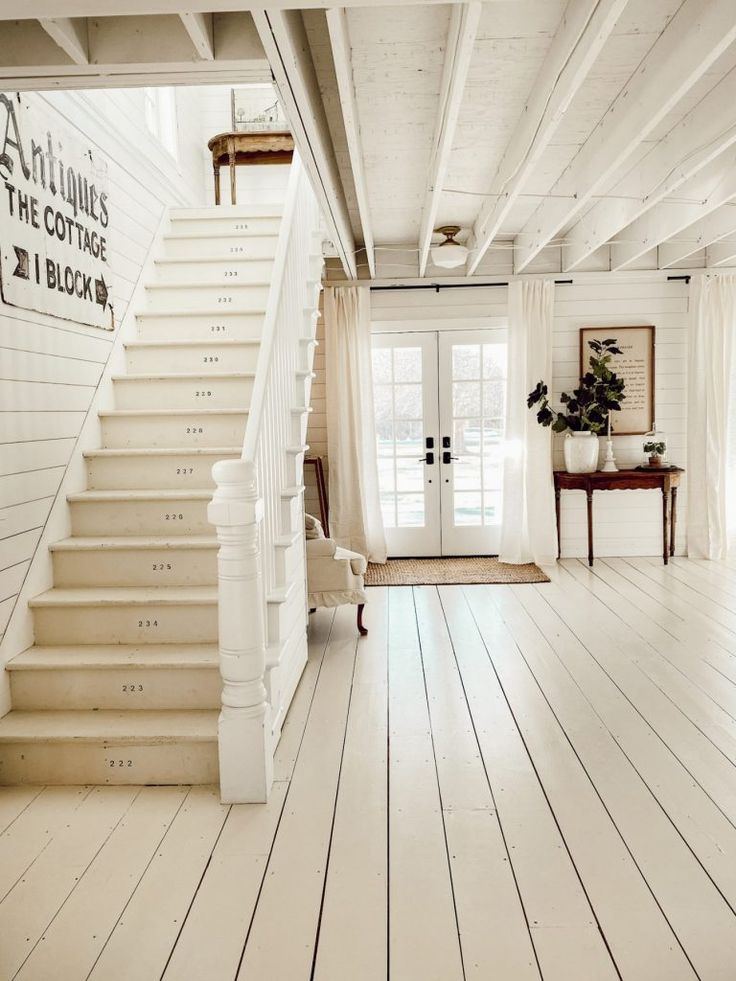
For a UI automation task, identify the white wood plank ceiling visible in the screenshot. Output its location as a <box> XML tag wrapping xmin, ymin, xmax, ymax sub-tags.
<box><xmin>3</xmin><ymin>0</ymin><xmax>736</xmax><ymax>278</ymax></box>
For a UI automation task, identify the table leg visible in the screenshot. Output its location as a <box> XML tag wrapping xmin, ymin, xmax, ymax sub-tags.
<box><xmin>555</xmin><ymin>488</ymin><xmax>561</xmax><ymax>559</ymax></box>
<box><xmin>586</xmin><ymin>489</ymin><xmax>594</xmax><ymax>567</ymax></box>
<box><xmin>213</xmin><ymin>165</ymin><xmax>221</xmax><ymax>206</ymax></box>
<box><xmin>670</xmin><ymin>486</ymin><xmax>678</xmax><ymax>558</ymax></box>
<box><xmin>662</xmin><ymin>487</ymin><xmax>669</xmax><ymax>565</ymax></box>
<box><xmin>229</xmin><ymin>152</ymin><xmax>237</xmax><ymax>205</ymax></box>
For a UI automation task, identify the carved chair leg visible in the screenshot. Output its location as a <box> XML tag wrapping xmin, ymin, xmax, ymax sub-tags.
<box><xmin>357</xmin><ymin>603</ymin><xmax>368</xmax><ymax>636</ymax></box>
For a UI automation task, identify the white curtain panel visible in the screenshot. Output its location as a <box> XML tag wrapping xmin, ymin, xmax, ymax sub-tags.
<box><xmin>325</xmin><ymin>286</ymin><xmax>387</xmax><ymax>564</ymax></box>
<box><xmin>687</xmin><ymin>274</ymin><xmax>736</xmax><ymax>559</ymax></box>
<box><xmin>499</xmin><ymin>280</ymin><xmax>558</xmax><ymax>566</ymax></box>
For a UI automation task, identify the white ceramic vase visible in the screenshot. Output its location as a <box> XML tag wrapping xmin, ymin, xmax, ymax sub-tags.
<box><xmin>563</xmin><ymin>431</ymin><xmax>599</xmax><ymax>473</ymax></box>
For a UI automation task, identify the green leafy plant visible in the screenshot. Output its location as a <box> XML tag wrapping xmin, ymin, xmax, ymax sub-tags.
<box><xmin>643</xmin><ymin>441</ymin><xmax>666</xmax><ymax>455</ymax></box>
<box><xmin>527</xmin><ymin>338</ymin><xmax>626</xmax><ymax>434</ymax></box>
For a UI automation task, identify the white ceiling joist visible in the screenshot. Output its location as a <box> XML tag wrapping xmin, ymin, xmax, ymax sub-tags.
<box><xmin>657</xmin><ymin>204</ymin><xmax>736</xmax><ymax>268</ymax></box>
<box><xmin>706</xmin><ymin>241</ymin><xmax>736</xmax><ymax>267</ymax></box>
<box><xmin>563</xmin><ymin>66</ymin><xmax>736</xmax><ymax>271</ymax></box>
<box><xmin>466</xmin><ymin>0</ymin><xmax>627</xmax><ymax>276</ymax></box>
<box><xmin>418</xmin><ymin>1</ymin><xmax>480</xmax><ymax>277</ymax></box>
<box><xmin>179</xmin><ymin>12</ymin><xmax>214</xmax><ymax>60</ymax></box>
<box><xmin>326</xmin><ymin>7</ymin><xmax>376</xmax><ymax>278</ymax></box>
<box><xmin>38</xmin><ymin>17</ymin><xmax>89</xmax><ymax>64</ymax></box>
<box><xmin>513</xmin><ymin>0</ymin><xmax>736</xmax><ymax>274</ymax></box>
<box><xmin>610</xmin><ymin>152</ymin><xmax>736</xmax><ymax>270</ymax></box>
<box><xmin>253</xmin><ymin>8</ymin><xmax>357</xmax><ymax>278</ymax></box>
<box><xmin>0</xmin><ymin>0</ymin><xmax>510</xmax><ymax>15</ymax></box>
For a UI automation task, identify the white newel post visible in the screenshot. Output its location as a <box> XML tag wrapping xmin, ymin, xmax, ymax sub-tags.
<box><xmin>208</xmin><ymin>458</ymin><xmax>273</xmax><ymax>803</ymax></box>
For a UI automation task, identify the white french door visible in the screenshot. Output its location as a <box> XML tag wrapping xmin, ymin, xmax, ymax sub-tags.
<box><xmin>372</xmin><ymin>329</ymin><xmax>507</xmax><ymax>557</ymax></box>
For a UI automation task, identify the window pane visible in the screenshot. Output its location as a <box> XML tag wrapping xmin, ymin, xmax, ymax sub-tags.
<box><xmin>483</xmin><ymin>491</ymin><xmax>503</xmax><ymax>525</ymax></box>
<box><xmin>454</xmin><ymin>492</ymin><xmax>482</xmax><ymax>526</ymax></box>
<box><xmin>483</xmin><ymin>344</ymin><xmax>506</xmax><ymax>380</ymax></box>
<box><xmin>376</xmin><ymin>420</ymin><xmax>394</xmax><ymax>449</ymax></box>
<box><xmin>396</xmin><ymin>458</ymin><xmax>423</xmax><ymax>492</ymax></box>
<box><xmin>482</xmin><ymin>381</ymin><xmax>506</xmax><ymax>419</ymax></box>
<box><xmin>395</xmin><ymin>420</ymin><xmax>423</xmax><ymax>455</ymax></box>
<box><xmin>452</xmin><ymin>345</ymin><xmax>480</xmax><ymax>380</ymax></box>
<box><xmin>454</xmin><ymin>458</ymin><xmax>481</xmax><ymax>491</ymax></box>
<box><xmin>397</xmin><ymin>494</ymin><xmax>424</xmax><ymax>527</ymax></box>
<box><xmin>377</xmin><ymin>457</ymin><xmax>395</xmax><ymax>491</ymax></box>
<box><xmin>394</xmin><ymin>384</ymin><xmax>422</xmax><ymax>420</ymax></box>
<box><xmin>453</xmin><ymin>381</ymin><xmax>480</xmax><ymax>418</ymax></box>
<box><xmin>372</xmin><ymin>347</ymin><xmax>392</xmax><ymax>384</ymax></box>
<box><xmin>380</xmin><ymin>493</ymin><xmax>397</xmax><ymax>528</ymax></box>
<box><xmin>373</xmin><ymin>384</ymin><xmax>393</xmax><ymax>422</ymax></box>
<box><xmin>454</xmin><ymin>418</ymin><xmax>482</xmax><ymax>456</ymax></box>
<box><xmin>393</xmin><ymin>347</ymin><xmax>422</xmax><ymax>382</ymax></box>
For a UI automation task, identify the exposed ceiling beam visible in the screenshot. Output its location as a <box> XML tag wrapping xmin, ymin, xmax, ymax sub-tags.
<box><xmin>563</xmin><ymin>66</ymin><xmax>736</xmax><ymax>271</ymax></box>
<box><xmin>466</xmin><ymin>0</ymin><xmax>627</xmax><ymax>276</ymax></box>
<box><xmin>326</xmin><ymin>7</ymin><xmax>375</xmax><ymax>278</ymax></box>
<box><xmin>706</xmin><ymin>240</ymin><xmax>736</xmax><ymax>267</ymax></box>
<box><xmin>418</xmin><ymin>1</ymin><xmax>480</xmax><ymax>276</ymax></box>
<box><xmin>610</xmin><ymin>151</ymin><xmax>736</xmax><ymax>270</ymax></box>
<box><xmin>513</xmin><ymin>0</ymin><xmax>736</xmax><ymax>274</ymax></box>
<box><xmin>0</xmin><ymin>0</ymin><xmax>513</xmax><ymax>15</ymax></box>
<box><xmin>179</xmin><ymin>12</ymin><xmax>214</xmax><ymax>60</ymax></box>
<box><xmin>657</xmin><ymin>204</ymin><xmax>736</xmax><ymax>268</ymax></box>
<box><xmin>38</xmin><ymin>17</ymin><xmax>89</xmax><ymax>64</ymax></box>
<box><xmin>253</xmin><ymin>8</ymin><xmax>357</xmax><ymax>278</ymax></box>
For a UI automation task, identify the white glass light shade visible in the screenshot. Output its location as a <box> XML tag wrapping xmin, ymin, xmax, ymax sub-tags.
<box><xmin>430</xmin><ymin>240</ymin><xmax>469</xmax><ymax>268</ymax></box>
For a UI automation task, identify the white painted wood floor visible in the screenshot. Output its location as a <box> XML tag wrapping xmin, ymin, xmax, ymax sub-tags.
<box><xmin>2</xmin><ymin>556</ymin><xmax>736</xmax><ymax>980</ymax></box>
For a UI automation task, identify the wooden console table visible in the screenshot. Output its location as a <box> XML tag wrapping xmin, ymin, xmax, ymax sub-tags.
<box><xmin>554</xmin><ymin>468</ymin><xmax>684</xmax><ymax>566</ymax></box>
<box><xmin>207</xmin><ymin>131</ymin><xmax>294</xmax><ymax>205</ymax></box>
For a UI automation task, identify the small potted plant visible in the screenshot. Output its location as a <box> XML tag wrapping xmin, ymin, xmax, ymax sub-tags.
<box><xmin>643</xmin><ymin>440</ymin><xmax>666</xmax><ymax>467</ymax></box>
<box><xmin>527</xmin><ymin>338</ymin><xmax>626</xmax><ymax>473</ymax></box>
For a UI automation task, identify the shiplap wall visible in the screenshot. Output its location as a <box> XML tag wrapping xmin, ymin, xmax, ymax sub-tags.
<box><xmin>305</xmin><ymin>296</ymin><xmax>326</xmax><ymax>520</ymax></box>
<box><xmin>0</xmin><ymin>87</ymin><xmax>204</xmax><ymax>649</ymax></box>
<box><xmin>314</xmin><ymin>273</ymin><xmax>688</xmax><ymax>558</ymax></box>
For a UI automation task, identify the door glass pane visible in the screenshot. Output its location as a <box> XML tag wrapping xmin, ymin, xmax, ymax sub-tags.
<box><xmin>450</xmin><ymin>341</ymin><xmax>507</xmax><ymax>529</ymax></box>
<box><xmin>372</xmin><ymin>346</ymin><xmax>428</xmax><ymax>531</ymax></box>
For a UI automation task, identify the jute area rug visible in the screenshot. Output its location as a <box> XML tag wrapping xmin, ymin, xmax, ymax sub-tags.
<box><xmin>365</xmin><ymin>556</ymin><xmax>550</xmax><ymax>587</ymax></box>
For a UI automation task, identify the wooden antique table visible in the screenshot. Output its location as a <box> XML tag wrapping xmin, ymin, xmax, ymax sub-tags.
<box><xmin>553</xmin><ymin>468</ymin><xmax>684</xmax><ymax>566</ymax></box>
<box><xmin>207</xmin><ymin>131</ymin><xmax>295</xmax><ymax>205</ymax></box>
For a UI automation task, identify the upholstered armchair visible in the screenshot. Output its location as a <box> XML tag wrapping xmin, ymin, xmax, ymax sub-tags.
<box><xmin>305</xmin><ymin>514</ymin><xmax>368</xmax><ymax>635</ymax></box>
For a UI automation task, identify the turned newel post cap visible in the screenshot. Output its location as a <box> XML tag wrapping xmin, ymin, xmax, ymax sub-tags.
<box><xmin>208</xmin><ymin>458</ymin><xmax>263</xmax><ymax>526</ymax></box>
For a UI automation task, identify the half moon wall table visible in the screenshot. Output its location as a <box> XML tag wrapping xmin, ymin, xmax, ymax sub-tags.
<box><xmin>553</xmin><ymin>467</ymin><xmax>684</xmax><ymax>566</ymax></box>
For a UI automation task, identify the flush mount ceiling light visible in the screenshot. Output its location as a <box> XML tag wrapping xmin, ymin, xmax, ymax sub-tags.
<box><xmin>430</xmin><ymin>225</ymin><xmax>469</xmax><ymax>269</ymax></box>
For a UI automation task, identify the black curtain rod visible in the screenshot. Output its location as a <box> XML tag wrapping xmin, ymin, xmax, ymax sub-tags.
<box><xmin>667</xmin><ymin>274</ymin><xmax>691</xmax><ymax>284</ymax></box>
<box><xmin>370</xmin><ymin>279</ymin><xmax>574</xmax><ymax>293</ymax></box>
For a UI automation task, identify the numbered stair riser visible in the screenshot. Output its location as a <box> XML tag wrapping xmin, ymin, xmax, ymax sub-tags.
<box><xmin>112</xmin><ymin>374</ymin><xmax>253</xmax><ymax>410</ymax></box>
<box><xmin>99</xmin><ymin>410</ymin><xmax>248</xmax><ymax>449</ymax></box>
<box><xmin>150</xmin><ymin>258</ymin><xmax>274</xmax><ymax>285</ymax></box>
<box><xmin>135</xmin><ymin>311</ymin><xmax>264</xmax><ymax>342</ymax></box>
<box><xmin>168</xmin><ymin>214</ymin><xmax>282</xmax><ymax>237</ymax></box>
<box><xmin>31</xmin><ymin>601</ymin><xmax>218</xmax><ymax>646</ymax></box>
<box><xmin>0</xmin><ymin>740</ymin><xmax>219</xmax><ymax>786</ymax></box>
<box><xmin>84</xmin><ymin>449</ymin><xmax>239</xmax><ymax>490</ymax></box>
<box><xmin>143</xmin><ymin>283</ymin><xmax>270</xmax><ymax>313</ymax></box>
<box><xmin>161</xmin><ymin>233</ymin><xmax>278</xmax><ymax>261</ymax></box>
<box><xmin>69</xmin><ymin>495</ymin><xmax>211</xmax><ymax>537</ymax></box>
<box><xmin>125</xmin><ymin>341</ymin><xmax>260</xmax><ymax>374</ymax></box>
<box><xmin>51</xmin><ymin>543</ymin><xmax>218</xmax><ymax>587</ymax></box>
<box><xmin>10</xmin><ymin>665</ymin><xmax>221</xmax><ymax>711</ymax></box>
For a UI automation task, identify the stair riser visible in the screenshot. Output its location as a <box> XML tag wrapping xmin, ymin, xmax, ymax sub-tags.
<box><xmin>169</xmin><ymin>215</ymin><xmax>280</xmax><ymax>236</ymax></box>
<box><xmin>113</xmin><ymin>375</ymin><xmax>253</xmax><ymax>410</ymax></box>
<box><xmin>144</xmin><ymin>285</ymin><xmax>269</xmax><ymax>314</ymax></box>
<box><xmin>52</xmin><ymin>546</ymin><xmax>218</xmax><ymax>587</ymax></box>
<box><xmin>86</xmin><ymin>452</ymin><xmax>237</xmax><ymax>490</ymax></box>
<box><xmin>0</xmin><ymin>742</ymin><xmax>218</xmax><ymax>786</ymax></box>
<box><xmin>151</xmin><ymin>259</ymin><xmax>274</xmax><ymax>284</ymax></box>
<box><xmin>33</xmin><ymin>603</ymin><xmax>218</xmax><ymax>645</ymax></box>
<box><xmin>10</xmin><ymin>667</ymin><xmax>221</xmax><ymax>711</ymax></box>
<box><xmin>274</xmin><ymin>538</ymin><xmax>303</xmax><ymax>589</ymax></box>
<box><xmin>281</xmin><ymin>491</ymin><xmax>304</xmax><ymax>537</ymax></box>
<box><xmin>161</xmin><ymin>235</ymin><xmax>278</xmax><ymax>261</ymax></box>
<box><xmin>267</xmin><ymin>583</ymin><xmax>306</xmax><ymax>648</ymax></box>
<box><xmin>101</xmin><ymin>413</ymin><xmax>247</xmax><ymax>449</ymax></box>
<box><xmin>70</xmin><ymin>499</ymin><xmax>211</xmax><ymax>537</ymax></box>
<box><xmin>125</xmin><ymin>344</ymin><xmax>259</xmax><ymax>374</ymax></box>
<box><xmin>136</xmin><ymin>312</ymin><xmax>264</xmax><ymax>342</ymax></box>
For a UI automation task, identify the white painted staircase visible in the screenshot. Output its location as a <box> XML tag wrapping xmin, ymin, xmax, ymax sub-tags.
<box><xmin>0</xmin><ymin>164</ymin><xmax>322</xmax><ymax>791</ymax></box>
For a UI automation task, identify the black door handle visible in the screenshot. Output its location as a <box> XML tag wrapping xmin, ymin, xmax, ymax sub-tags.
<box><xmin>442</xmin><ymin>451</ymin><xmax>459</xmax><ymax>464</ymax></box>
<box><xmin>418</xmin><ymin>452</ymin><xmax>435</xmax><ymax>464</ymax></box>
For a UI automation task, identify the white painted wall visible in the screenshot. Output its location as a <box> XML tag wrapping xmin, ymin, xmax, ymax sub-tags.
<box><xmin>314</xmin><ymin>272</ymin><xmax>688</xmax><ymax>560</ymax></box>
<box><xmin>0</xmin><ymin>86</ymin><xmax>205</xmax><ymax>708</ymax></box>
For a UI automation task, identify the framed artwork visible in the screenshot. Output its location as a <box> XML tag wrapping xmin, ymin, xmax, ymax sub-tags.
<box><xmin>579</xmin><ymin>325</ymin><xmax>655</xmax><ymax>435</ymax></box>
<box><xmin>231</xmin><ymin>87</ymin><xmax>287</xmax><ymax>133</ymax></box>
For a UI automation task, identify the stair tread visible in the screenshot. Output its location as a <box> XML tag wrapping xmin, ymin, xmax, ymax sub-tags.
<box><xmin>112</xmin><ymin>372</ymin><xmax>255</xmax><ymax>381</ymax></box>
<box><xmin>50</xmin><ymin>535</ymin><xmax>217</xmax><ymax>551</ymax></box>
<box><xmin>135</xmin><ymin>308</ymin><xmax>266</xmax><ymax>318</ymax></box>
<box><xmin>170</xmin><ymin>205</ymin><xmax>282</xmax><ymax>218</ymax></box>
<box><xmin>8</xmin><ymin>645</ymin><xmax>218</xmax><ymax>670</ymax></box>
<box><xmin>84</xmin><ymin>447</ymin><xmax>240</xmax><ymax>458</ymax></box>
<box><xmin>163</xmin><ymin>232</ymin><xmax>277</xmax><ymax>242</ymax></box>
<box><xmin>68</xmin><ymin>489</ymin><xmax>213</xmax><ymax>502</ymax></box>
<box><xmin>154</xmin><ymin>257</ymin><xmax>272</xmax><ymax>265</ymax></box>
<box><xmin>145</xmin><ymin>280</ymin><xmax>271</xmax><ymax>290</ymax></box>
<box><xmin>99</xmin><ymin>408</ymin><xmax>248</xmax><ymax>417</ymax></box>
<box><xmin>30</xmin><ymin>585</ymin><xmax>218</xmax><ymax>607</ymax></box>
<box><xmin>124</xmin><ymin>339</ymin><xmax>259</xmax><ymax>349</ymax></box>
<box><xmin>0</xmin><ymin>709</ymin><xmax>218</xmax><ymax>742</ymax></box>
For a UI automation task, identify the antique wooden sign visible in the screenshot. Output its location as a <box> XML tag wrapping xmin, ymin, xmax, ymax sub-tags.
<box><xmin>579</xmin><ymin>325</ymin><xmax>655</xmax><ymax>435</ymax></box>
<box><xmin>0</xmin><ymin>92</ymin><xmax>113</xmax><ymax>330</ymax></box>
